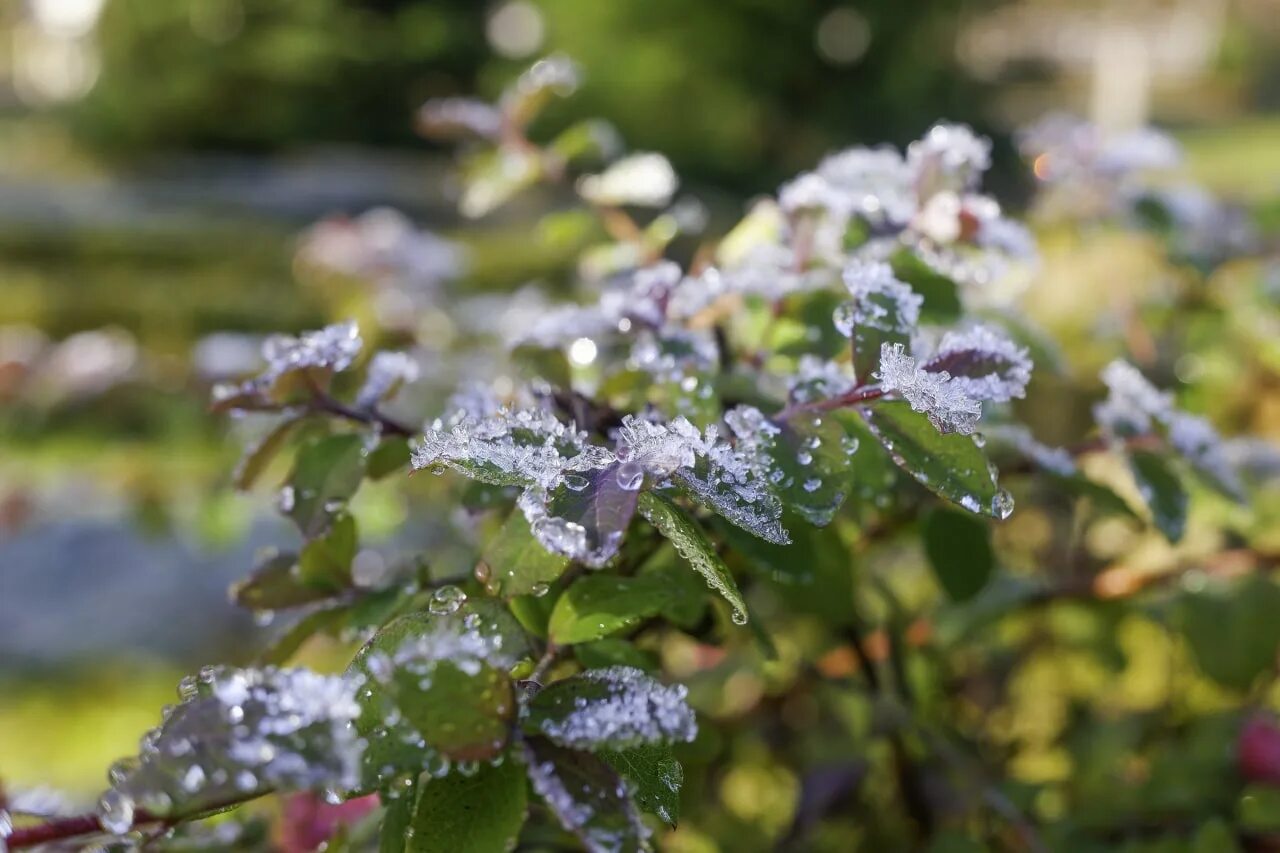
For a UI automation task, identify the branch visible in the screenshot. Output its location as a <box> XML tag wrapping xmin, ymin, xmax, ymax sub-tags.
<box><xmin>775</xmin><ymin>384</ymin><xmax>887</xmax><ymax>422</ymax></box>
<box><xmin>310</xmin><ymin>394</ymin><xmax>414</xmax><ymax>439</ymax></box>
<box><xmin>5</xmin><ymin>791</ymin><xmax>260</xmax><ymax>850</ymax></box>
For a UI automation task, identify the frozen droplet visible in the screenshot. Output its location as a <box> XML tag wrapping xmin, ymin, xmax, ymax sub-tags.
<box><xmin>615</xmin><ymin>461</ymin><xmax>644</xmax><ymax>491</ymax></box>
<box><xmin>428</xmin><ymin>585</ymin><xmax>467</xmax><ymax>615</ymax></box>
<box><xmin>98</xmin><ymin>790</ymin><xmax>135</xmax><ymax>835</ymax></box>
<box><xmin>992</xmin><ymin>489</ymin><xmax>1015</xmax><ymax>520</ymax></box>
<box><xmin>561</xmin><ymin>474</ymin><xmax>590</xmax><ymax>492</ymax></box>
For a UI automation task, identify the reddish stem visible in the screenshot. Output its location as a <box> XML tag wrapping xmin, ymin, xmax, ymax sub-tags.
<box><xmin>6</xmin><ymin>809</ymin><xmax>160</xmax><ymax>849</ymax></box>
<box><xmin>776</xmin><ymin>384</ymin><xmax>887</xmax><ymax>422</ymax></box>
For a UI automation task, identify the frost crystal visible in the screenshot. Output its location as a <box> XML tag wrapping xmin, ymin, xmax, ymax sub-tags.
<box><xmin>835</xmin><ymin>261</ymin><xmax>923</xmax><ymax>337</ymax></box>
<box><xmin>101</xmin><ymin>667</ymin><xmax>363</xmax><ymax>831</ymax></box>
<box><xmin>355</xmin><ymin>351</ymin><xmax>420</xmax><ymax>409</ymax></box>
<box><xmin>577</xmin><ymin>153</ymin><xmax>678</xmax><ymax>208</ymax></box>
<box><xmin>390</xmin><ymin>619</ymin><xmax>514</xmax><ymax>676</ymax></box>
<box><xmin>531</xmin><ymin>667</ymin><xmax>698</xmax><ymax>750</ymax></box>
<box><xmin>927</xmin><ymin>325</ymin><xmax>1032</xmax><ymax>403</ymax></box>
<box><xmin>877</xmin><ymin>342</ymin><xmax>982</xmax><ymax>435</ymax></box>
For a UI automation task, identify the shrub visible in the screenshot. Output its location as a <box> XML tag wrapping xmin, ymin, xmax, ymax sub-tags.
<box><xmin>6</xmin><ymin>59</ymin><xmax>1280</xmax><ymax>852</ymax></box>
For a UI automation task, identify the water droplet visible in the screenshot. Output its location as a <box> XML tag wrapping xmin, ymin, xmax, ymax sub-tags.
<box><xmin>562</xmin><ymin>474</ymin><xmax>590</xmax><ymax>492</ymax></box>
<box><xmin>428</xmin><ymin>585</ymin><xmax>467</xmax><ymax>615</ymax></box>
<box><xmin>615</xmin><ymin>461</ymin><xmax>644</xmax><ymax>491</ymax></box>
<box><xmin>972</xmin><ymin>432</ymin><xmax>987</xmax><ymax>448</ymax></box>
<box><xmin>277</xmin><ymin>486</ymin><xmax>296</xmax><ymax>513</ymax></box>
<box><xmin>530</xmin><ymin>582</ymin><xmax>551</xmax><ymax>598</ymax></box>
<box><xmin>992</xmin><ymin>489</ymin><xmax>1015</xmax><ymax>520</ymax></box>
<box><xmin>98</xmin><ymin>790</ymin><xmax>135</xmax><ymax>835</ymax></box>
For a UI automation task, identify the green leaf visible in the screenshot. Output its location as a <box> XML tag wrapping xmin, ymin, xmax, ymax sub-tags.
<box><xmin>861</xmin><ymin>401</ymin><xmax>1006</xmax><ymax>519</ymax></box>
<box><xmin>379</xmin><ymin>785</ymin><xmax>415</xmax><ymax>853</ymax></box>
<box><xmin>638</xmin><ymin>544</ymin><xmax>707</xmax><ymax>629</ymax></box>
<box><xmin>549</xmin><ymin>573</ymin><xmax>674</xmax><ymax>645</ymax></box>
<box><xmin>575</xmin><ymin>640</ymin><xmax>658</xmax><ymax>672</ymax></box>
<box><xmin>1129</xmin><ymin>450</ymin><xmax>1189</xmax><ymax>543</ymax></box>
<box><xmin>1049</xmin><ymin>474</ymin><xmax>1141</xmax><ymax>520</ymax></box>
<box><xmin>286</xmin><ymin>433</ymin><xmax>367</xmax><ymax>538</ymax></box>
<box><xmin>233</xmin><ymin>414</ymin><xmax>304</xmax><ymax>491</ymax></box>
<box><xmin>1180</xmin><ymin>574</ymin><xmax>1280</xmax><ymax>691</ymax></box>
<box><xmin>230</xmin><ymin>550</ymin><xmax>333</xmax><ymax>611</ymax></box>
<box><xmin>348</xmin><ymin>604</ymin><xmax>530</xmax><ymax>791</ymax></box>
<box><xmin>256</xmin><ymin>606</ymin><xmax>348</xmax><ymax>666</ymax></box>
<box><xmin>638</xmin><ymin>491</ymin><xmax>748</xmax><ymax>625</ymax></box>
<box><xmin>600</xmin><ymin>745</ymin><xmax>683</xmax><ymax>827</ymax></box>
<box><xmin>922</xmin><ymin>508</ymin><xmax>995</xmax><ymax>602</ymax></box>
<box><xmin>366</xmin><ymin>438</ymin><xmax>411</xmax><ymax>481</ymax></box>
<box><xmin>523</xmin><ymin>669</ymin><xmax>695</xmax><ymax>750</ymax></box>
<box><xmin>716</xmin><ymin>514</ymin><xmax>856</xmax><ymax>626</ymax></box>
<box><xmin>408</xmin><ymin>758</ymin><xmax>528</xmax><ymax>853</ymax></box>
<box><xmin>537</xmin><ymin>462</ymin><xmax>642</xmax><ymax>566</ymax></box>
<box><xmin>482</xmin><ymin>510</ymin><xmax>570</xmax><ymax>597</ymax></box>
<box><xmin>523</xmin><ymin>738</ymin><xmax>648</xmax><ymax>853</ymax></box>
<box><xmin>767</xmin><ymin>414</ymin><xmax>852</xmax><ymax>526</ymax></box>
<box><xmin>889</xmin><ymin>248</ymin><xmax>961</xmax><ymax>324</ymax></box>
<box><xmin>298</xmin><ymin>512</ymin><xmax>357</xmax><ymax>590</ymax></box>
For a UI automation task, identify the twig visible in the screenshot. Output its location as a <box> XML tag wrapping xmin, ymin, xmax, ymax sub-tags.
<box><xmin>5</xmin><ymin>791</ymin><xmax>258</xmax><ymax>850</ymax></box>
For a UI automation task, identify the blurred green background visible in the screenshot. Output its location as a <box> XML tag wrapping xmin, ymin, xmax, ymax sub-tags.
<box><xmin>2</xmin><ymin>0</ymin><xmax>1280</xmax><ymax>829</ymax></box>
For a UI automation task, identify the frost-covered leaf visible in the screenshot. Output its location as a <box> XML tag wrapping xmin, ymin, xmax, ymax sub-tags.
<box><xmin>600</xmin><ymin>745</ymin><xmax>683</xmax><ymax>827</ymax></box>
<box><xmin>861</xmin><ymin>401</ymin><xmax>1010</xmax><ymax>519</ymax></box>
<box><xmin>100</xmin><ymin>667</ymin><xmax>363</xmax><ymax>831</ymax></box>
<box><xmin>519</xmin><ymin>462</ymin><xmax>641</xmax><ymax>568</ymax></box>
<box><xmin>416</xmin><ymin>97</ymin><xmax>503</xmax><ymax>141</ymax></box>
<box><xmin>834</xmin><ymin>260</ymin><xmax>923</xmax><ymax>383</ymax></box>
<box><xmin>1180</xmin><ymin>574</ymin><xmax>1280</xmax><ymax>692</ymax></box>
<box><xmin>922</xmin><ymin>508</ymin><xmax>995</xmax><ymax>602</ymax></box>
<box><xmin>408</xmin><ymin>758</ymin><xmax>528</xmax><ymax>853</ymax></box>
<box><xmin>413</xmin><ymin>407</ymin><xmax>602</xmax><ymax>491</ymax></box>
<box><xmin>637</xmin><ymin>491</ymin><xmax>749</xmax><ymax>625</ymax></box>
<box><xmin>923</xmin><ymin>325</ymin><xmax>1032</xmax><ymax>404</ymax></box>
<box><xmin>984</xmin><ymin>424</ymin><xmax>1076</xmax><ymax>476</ymax></box>
<box><xmin>231</xmin><ymin>550</ymin><xmax>332</xmax><ymax>611</ymax></box>
<box><xmin>284</xmin><ymin>434</ymin><xmax>367</xmax><ymax>539</ymax></box>
<box><xmin>524</xmin><ymin>666</ymin><xmax>697</xmax><ymax>751</ymax></box>
<box><xmin>577</xmin><ymin>152</ymin><xmax>678</xmax><ymax>208</ymax></box>
<box><xmin>1167</xmin><ymin>411</ymin><xmax>1245</xmax><ymax>501</ymax></box>
<box><xmin>298</xmin><ymin>512</ymin><xmax>357</xmax><ymax>591</ymax></box>
<box><xmin>876</xmin><ymin>343</ymin><xmax>982</xmax><ymax>436</ymax></box>
<box><xmin>618</xmin><ymin>412</ymin><xmax>789</xmax><ymax>545</ymax></box>
<box><xmin>348</xmin><ymin>603</ymin><xmax>530</xmax><ymax>791</ymax></box>
<box><xmin>211</xmin><ymin>322</ymin><xmax>362</xmax><ymax>411</ymax></box>
<box><xmin>523</xmin><ymin>737</ymin><xmax>649</xmax><ymax>853</ymax></box>
<box><xmin>549</xmin><ymin>573</ymin><xmax>675</xmax><ymax>645</ymax></box>
<box><xmin>1128</xmin><ymin>449</ymin><xmax>1188</xmax><ymax>543</ymax></box>
<box><xmin>355</xmin><ymin>352</ymin><xmax>419</xmax><ymax>410</ymax></box>
<box><xmin>482</xmin><ymin>509</ymin><xmax>570</xmax><ymax>597</ymax></box>
<box><xmin>233</xmin><ymin>414</ymin><xmax>304</xmax><ymax>491</ymax></box>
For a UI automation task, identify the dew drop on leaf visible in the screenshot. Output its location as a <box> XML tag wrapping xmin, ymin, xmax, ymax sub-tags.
<box><xmin>98</xmin><ymin>789</ymin><xmax>135</xmax><ymax>835</ymax></box>
<box><xmin>428</xmin><ymin>585</ymin><xmax>468</xmax><ymax>615</ymax></box>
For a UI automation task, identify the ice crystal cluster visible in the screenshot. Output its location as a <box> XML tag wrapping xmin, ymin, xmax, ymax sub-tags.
<box><xmin>98</xmin><ymin>667</ymin><xmax>364</xmax><ymax>835</ymax></box>
<box><xmin>529</xmin><ymin>667</ymin><xmax>698</xmax><ymax>750</ymax></box>
<box><xmin>834</xmin><ymin>260</ymin><xmax>923</xmax><ymax>340</ymax></box>
<box><xmin>413</xmin><ymin>401</ymin><xmax>790</xmax><ymax>566</ymax></box>
<box><xmin>876</xmin><ymin>343</ymin><xmax>985</xmax><ymax>436</ymax></box>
